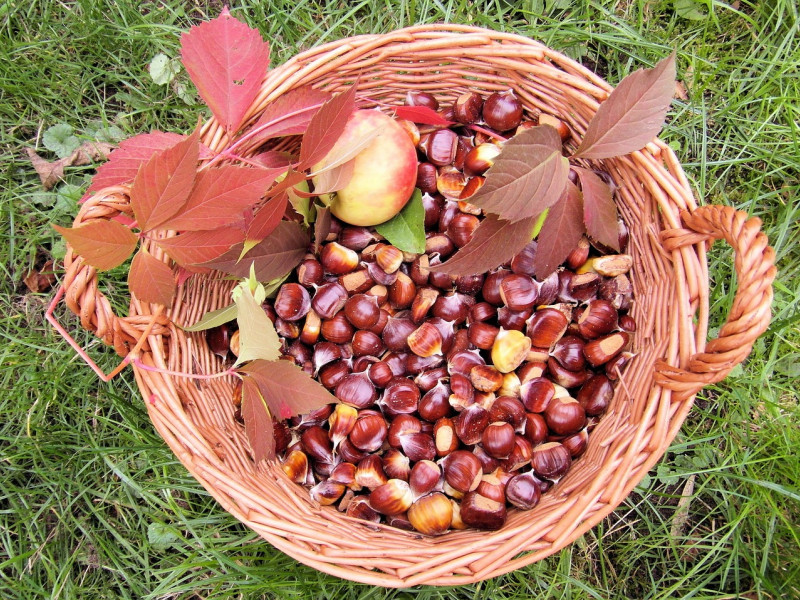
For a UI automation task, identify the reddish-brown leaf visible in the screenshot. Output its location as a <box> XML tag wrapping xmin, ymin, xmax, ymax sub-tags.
<box><xmin>240</xmin><ymin>376</ymin><xmax>276</xmax><ymax>462</ymax></box>
<box><xmin>203</xmin><ymin>220</ymin><xmax>309</xmax><ymax>281</ymax></box>
<box><xmin>180</xmin><ymin>8</ymin><xmax>270</xmax><ymax>134</ymax></box>
<box><xmin>533</xmin><ymin>181</ymin><xmax>585</xmax><ymax>278</ymax></box>
<box><xmin>86</xmin><ymin>131</ymin><xmax>186</xmax><ymax>195</ymax></box>
<box><xmin>573</xmin><ymin>166</ymin><xmax>619</xmax><ymax>252</ymax></box>
<box><xmin>128</xmin><ymin>250</ymin><xmax>176</xmax><ymax>306</ymax></box>
<box><xmin>573</xmin><ymin>53</ymin><xmax>676</xmax><ymax>159</ymax></box>
<box><xmin>130</xmin><ymin>128</ymin><xmax>200</xmax><ymax>231</ymax></box>
<box><xmin>239</xmin><ymin>359</ymin><xmax>338</xmax><ymax>422</ymax></box>
<box><xmin>392</xmin><ymin>105</ymin><xmax>454</xmax><ymax>127</ymax></box>
<box><xmin>313</xmin><ymin>206</ymin><xmax>331</xmax><ymax>255</ymax></box>
<box><xmin>53</xmin><ymin>220</ymin><xmax>138</xmax><ymax>271</ymax></box>
<box><xmin>468</xmin><ymin>126</ymin><xmax>570</xmax><ymax>223</ymax></box>
<box><xmin>263</xmin><ymin>169</ymin><xmax>306</xmax><ymax>199</ymax></box>
<box><xmin>428</xmin><ymin>214</ymin><xmax>539</xmax><ymax>277</ymax></box>
<box><xmin>297</xmin><ymin>83</ymin><xmax>358</xmax><ymax>171</ymax></box>
<box><xmin>158</xmin><ymin>165</ymin><xmax>278</xmax><ymax>231</ymax></box>
<box><xmin>249</xmin><ymin>86</ymin><xmax>330</xmax><ymax>142</ymax></box>
<box><xmin>251</xmin><ymin>150</ymin><xmax>293</xmax><ymax>170</ymax></box>
<box><xmin>245</xmin><ymin>192</ymin><xmax>289</xmax><ymax>243</ymax></box>
<box><xmin>155</xmin><ymin>224</ymin><xmax>245</xmax><ymax>268</ymax></box>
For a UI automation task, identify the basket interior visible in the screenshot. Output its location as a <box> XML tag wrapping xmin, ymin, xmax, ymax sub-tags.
<box><xmin>125</xmin><ymin>26</ymin><xmax>706</xmax><ymax>587</ymax></box>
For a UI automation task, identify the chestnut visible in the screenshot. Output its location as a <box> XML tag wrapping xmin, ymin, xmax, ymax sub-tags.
<box><xmin>344</xmin><ymin>293</ymin><xmax>381</xmax><ymax>329</ymax></box>
<box><xmin>320</xmin><ymin>241</ymin><xmax>359</xmax><ymax>275</ymax></box>
<box><xmin>369</xmin><ymin>479</ymin><xmax>413</xmax><ymax>516</ymax></box>
<box><xmin>459</xmin><ymin>491</ymin><xmax>507</xmax><ymax>530</ymax></box>
<box><xmin>531</xmin><ymin>441</ymin><xmax>571</xmax><ymax>480</ymax></box>
<box><xmin>481</xmin><ymin>421</ymin><xmax>516</xmax><ymax>459</ymax></box>
<box><xmin>442</xmin><ymin>450</ymin><xmax>483</xmax><ymax>493</ymax></box>
<box><xmin>453</xmin><ymin>91</ymin><xmax>483</xmax><ymax>124</ymax></box>
<box><xmin>407</xmin><ymin>492</ymin><xmax>452</xmax><ymax>535</ymax></box>
<box><xmin>348</xmin><ymin>411</ymin><xmax>388</xmax><ymax>452</ymax></box>
<box><xmin>544</xmin><ymin>396</ymin><xmax>586</xmax><ymax>436</ymax></box>
<box><xmin>505</xmin><ymin>472</ymin><xmax>542</xmax><ymax>510</ymax></box>
<box><xmin>481</xmin><ymin>90</ymin><xmax>523</xmax><ymax>132</ymax></box>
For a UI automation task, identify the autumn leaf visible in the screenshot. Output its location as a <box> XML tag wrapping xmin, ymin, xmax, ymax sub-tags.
<box><xmin>180</xmin><ymin>7</ymin><xmax>270</xmax><ymax>134</ymax></box>
<box><xmin>239</xmin><ymin>359</ymin><xmax>338</xmax><ymax>421</ymax></box>
<box><xmin>296</xmin><ymin>82</ymin><xmax>358</xmax><ymax>171</ymax></box>
<box><xmin>27</xmin><ymin>142</ymin><xmax>114</xmax><ymax>191</ymax></box>
<box><xmin>533</xmin><ymin>181</ymin><xmax>585</xmax><ymax>278</ymax></box>
<box><xmin>128</xmin><ymin>249</ymin><xmax>177</xmax><ymax>306</ymax></box>
<box><xmin>467</xmin><ymin>126</ymin><xmax>570</xmax><ymax>223</ymax></box>
<box><xmin>240</xmin><ymin>376</ymin><xmax>276</xmax><ymax>462</ymax></box>
<box><xmin>308</xmin><ymin>121</ymin><xmax>384</xmax><ymax>177</ymax></box>
<box><xmin>573</xmin><ymin>53</ymin><xmax>676</xmax><ymax>159</ymax></box>
<box><xmin>392</xmin><ymin>105</ymin><xmax>454</xmax><ymax>127</ymax></box>
<box><xmin>129</xmin><ymin>128</ymin><xmax>200</xmax><ymax>231</ymax></box>
<box><xmin>248</xmin><ymin>86</ymin><xmax>330</xmax><ymax>143</ymax></box>
<box><xmin>86</xmin><ymin>131</ymin><xmax>186</xmax><ymax>195</ymax></box>
<box><xmin>155</xmin><ymin>224</ymin><xmax>245</xmax><ymax>268</ymax></box>
<box><xmin>244</xmin><ymin>192</ymin><xmax>290</xmax><ymax>244</ymax></box>
<box><xmin>573</xmin><ymin>166</ymin><xmax>619</xmax><ymax>252</ymax></box>
<box><xmin>53</xmin><ymin>220</ymin><xmax>138</xmax><ymax>271</ymax></box>
<box><xmin>233</xmin><ymin>280</ymin><xmax>281</xmax><ymax>365</ymax></box>
<box><xmin>429</xmin><ymin>214</ymin><xmax>539</xmax><ymax>277</ymax></box>
<box><xmin>204</xmin><ymin>220</ymin><xmax>309</xmax><ymax>282</ymax></box>
<box><xmin>157</xmin><ymin>165</ymin><xmax>278</xmax><ymax>231</ymax></box>
<box><xmin>299</xmin><ymin>160</ymin><xmax>354</xmax><ymax>197</ymax></box>
<box><xmin>313</xmin><ymin>206</ymin><xmax>331</xmax><ymax>255</ymax></box>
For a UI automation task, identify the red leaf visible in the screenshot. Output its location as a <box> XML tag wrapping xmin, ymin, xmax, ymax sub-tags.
<box><xmin>468</xmin><ymin>126</ymin><xmax>570</xmax><ymax>223</ymax></box>
<box><xmin>573</xmin><ymin>53</ymin><xmax>676</xmax><ymax>159</ymax></box>
<box><xmin>128</xmin><ymin>250</ymin><xmax>176</xmax><ymax>306</ymax></box>
<box><xmin>86</xmin><ymin>131</ymin><xmax>186</xmax><ymax>196</ymax></box>
<box><xmin>239</xmin><ymin>359</ymin><xmax>338</xmax><ymax>422</ymax></box>
<box><xmin>313</xmin><ymin>206</ymin><xmax>331</xmax><ymax>255</ymax></box>
<box><xmin>157</xmin><ymin>165</ymin><xmax>278</xmax><ymax>231</ymax></box>
<box><xmin>392</xmin><ymin>105</ymin><xmax>454</xmax><ymax>127</ymax></box>
<box><xmin>180</xmin><ymin>8</ymin><xmax>270</xmax><ymax>134</ymax></box>
<box><xmin>203</xmin><ymin>220</ymin><xmax>309</xmax><ymax>281</ymax></box>
<box><xmin>251</xmin><ymin>151</ymin><xmax>293</xmax><ymax>170</ymax></box>
<box><xmin>574</xmin><ymin>166</ymin><xmax>620</xmax><ymax>252</ymax></box>
<box><xmin>533</xmin><ymin>181</ymin><xmax>585</xmax><ymax>278</ymax></box>
<box><xmin>130</xmin><ymin>128</ymin><xmax>200</xmax><ymax>232</ymax></box>
<box><xmin>240</xmin><ymin>376</ymin><xmax>275</xmax><ymax>462</ymax></box>
<box><xmin>297</xmin><ymin>83</ymin><xmax>358</xmax><ymax>171</ymax></box>
<box><xmin>249</xmin><ymin>86</ymin><xmax>330</xmax><ymax>142</ymax></box>
<box><xmin>246</xmin><ymin>192</ymin><xmax>289</xmax><ymax>242</ymax></box>
<box><xmin>53</xmin><ymin>220</ymin><xmax>138</xmax><ymax>271</ymax></box>
<box><xmin>264</xmin><ymin>169</ymin><xmax>306</xmax><ymax>199</ymax></box>
<box><xmin>428</xmin><ymin>214</ymin><xmax>539</xmax><ymax>277</ymax></box>
<box><xmin>155</xmin><ymin>224</ymin><xmax>245</xmax><ymax>268</ymax></box>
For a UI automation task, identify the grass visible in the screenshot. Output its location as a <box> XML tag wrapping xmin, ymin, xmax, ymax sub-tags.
<box><xmin>1</xmin><ymin>0</ymin><xmax>798</xmax><ymax>598</ymax></box>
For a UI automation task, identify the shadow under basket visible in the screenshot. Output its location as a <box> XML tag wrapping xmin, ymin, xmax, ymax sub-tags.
<box><xmin>56</xmin><ymin>25</ymin><xmax>776</xmax><ymax>587</ymax></box>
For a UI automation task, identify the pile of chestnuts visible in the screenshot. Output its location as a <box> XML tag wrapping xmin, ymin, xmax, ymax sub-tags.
<box><xmin>209</xmin><ymin>89</ymin><xmax>636</xmax><ymax>535</ymax></box>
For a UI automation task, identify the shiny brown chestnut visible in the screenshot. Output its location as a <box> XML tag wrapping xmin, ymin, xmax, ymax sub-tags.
<box><xmin>344</xmin><ymin>293</ymin><xmax>381</xmax><ymax>329</ymax></box>
<box><xmin>320</xmin><ymin>313</ymin><xmax>355</xmax><ymax>344</ymax></box>
<box><xmin>482</xmin><ymin>90</ymin><xmax>523</xmax><ymax>131</ymax></box>
<box><xmin>531</xmin><ymin>441</ymin><xmax>572</xmax><ymax>480</ymax></box>
<box><xmin>505</xmin><ymin>471</ymin><xmax>542</xmax><ymax>510</ymax></box>
<box><xmin>335</xmin><ymin>372</ymin><xmax>377</xmax><ymax>409</ymax></box>
<box><xmin>454</xmin><ymin>91</ymin><xmax>483</xmax><ymax>124</ymax></box>
<box><xmin>369</xmin><ymin>479</ymin><xmax>413</xmax><ymax>516</ymax></box>
<box><xmin>459</xmin><ymin>491</ymin><xmax>507</xmax><ymax>530</ymax></box>
<box><xmin>481</xmin><ymin>421</ymin><xmax>516</xmax><ymax>459</ymax></box>
<box><xmin>544</xmin><ymin>396</ymin><xmax>586</xmax><ymax>436</ymax></box>
<box><xmin>407</xmin><ymin>492</ymin><xmax>452</xmax><ymax>535</ymax></box>
<box><xmin>311</xmin><ymin>282</ymin><xmax>348</xmax><ymax>320</ymax></box>
<box><xmin>442</xmin><ymin>450</ymin><xmax>483</xmax><ymax>493</ymax></box>
<box><xmin>320</xmin><ymin>241</ymin><xmax>359</xmax><ymax>275</ymax></box>
<box><xmin>348</xmin><ymin>410</ymin><xmax>388</xmax><ymax>452</ymax></box>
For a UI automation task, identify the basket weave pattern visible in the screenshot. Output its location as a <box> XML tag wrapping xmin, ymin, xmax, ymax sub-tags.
<box><xmin>59</xmin><ymin>25</ymin><xmax>775</xmax><ymax>587</ymax></box>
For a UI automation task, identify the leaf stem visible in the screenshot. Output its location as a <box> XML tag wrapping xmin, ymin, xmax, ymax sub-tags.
<box><xmin>467</xmin><ymin>123</ymin><xmax>509</xmax><ymax>142</ymax></box>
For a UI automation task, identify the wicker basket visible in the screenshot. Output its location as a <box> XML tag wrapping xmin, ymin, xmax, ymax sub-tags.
<box><xmin>55</xmin><ymin>25</ymin><xmax>776</xmax><ymax>587</ymax></box>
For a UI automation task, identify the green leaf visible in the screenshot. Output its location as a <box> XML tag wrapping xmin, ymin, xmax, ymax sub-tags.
<box><xmin>673</xmin><ymin>0</ymin><xmax>708</xmax><ymax>20</ymax></box>
<box><xmin>182</xmin><ymin>303</ymin><xmax>238</xmax><ymax>332</ymax></box>
<box><xmin>148</xmin><ymin>53</ymin><xmax>181</xmax><ymax>85</ymax></box>
<box><xmin>374</xmin><ymin>189</ymin><xmax>426</xmax><ymax>253</ymax></box>
<box><xmin>233</xmin><ymin>280</ymin><xmax>281</xmax><ymax>366</ymax></box>
<box><xmin>147</xmin><ymin>522</ymin><xmax>179</xmax><ymax>551</ymax></box>
<box><xmin>42</xmin><ymin>124</ymin><xmax>80</xmax><ymax>159</ymax></box>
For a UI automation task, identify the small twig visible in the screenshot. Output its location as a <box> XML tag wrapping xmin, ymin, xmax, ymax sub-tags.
<box><xmin>132</xmin><ymin>358</ymin><xmax>238</xmax><ymax>381</ymax></box>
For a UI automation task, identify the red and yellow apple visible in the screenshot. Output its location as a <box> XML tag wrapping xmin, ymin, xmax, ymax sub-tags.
<box><xmin>314</xmin><ymin>109</ymin><xmax>418</xmax><ymax>227</ymax></box>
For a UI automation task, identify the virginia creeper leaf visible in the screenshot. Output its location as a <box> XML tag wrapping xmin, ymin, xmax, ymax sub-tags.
<box><xmin>240</xmin><ymin>376</ymin><xmax>275</xmax><ymax>462</ymax></box>
<box><xmin>130</xmin><ymin>128</ymin><xmax>200</xmax><ymax>231</ymax></box>
<box><xmin>233</xmin><ymin>282</ymin><xmax>281</xmax><ymax>365</ymax></box>
<box><xmin>533</xmin><ymin>181</ymin><xmax>585</xmax><ymax>278</ymax></box>
<box><xmin>374</xmin><ymin>189</ymin><xmax>425</xmax><ymax>253</ymax></box>
<box><xmin>179</xmin><ymin>7</ymin><xmax>270</xmax><ymax>134</ymax></box>
<box><xmin>204</xmin><ymin>220</ymin><xmax>309</xmax><ymax>282</ymax></box>
<box><xmin>573</xmin><ymin>166</ymin><xmax>619</xmax><ymax>251</ymax></box>
<box><xmin>156</xmin><ymin>224</ymin><xmax>244</xmax><ymax>268</ymax></box>
<box><xmin>428</xmin><ymin>214</ymin><xmax>539</xmax><ymax>277</ymax></box>
<box><xmin>239</xmin><ymin>359</ymin><xmax>338</xmax><ymax>421</ymax></box>
<box><xmin>392</xmin><ymin>105</ymin><xmax>454</xmax><ymax>127</ymax></box>
<box><xmin>264</xmin><ymin>169</ymin><xmax>305</xmax><ymax>199</ymax></box>
<box><xmin>128</xmin><ymin>249</ymin><xmax>176</xmax><ymax>306</ymax></box>
<box><xmin>297</xmin><ymin>83</ymin><xmax>358</xmax><ymax>171</ymax></box>
<box><xmin>182</xmin><ymin>302</ymin><xmax>237</xmax><ymax>332</ymax></box>
<box><xmin>308</xmin><ymin>123</ymin><xmax>384</xmax><ymax>177</ymax></box>
<box><xmin>468</xmin><ymin>126</ymin><xmax>570</xmax><ymax>223</ymax></box>
<box><xmin>53</xmin><ymin>220</ymin><xmax>137</xmax><ymax>271</ymax></box>
<box><xmin>573</xmin><ymin>53</ymin><xmax>676</xmax><ymax>159</ymax></box>
<box><xmin>251</xmin><ymin>150</ymin><xmax>294</xmax><ymax>170</ymax></box>
<box><xmin>86</xmin><ymin>131</ymin><xmax>186</xmax><ymax>195</ymax></box>
<box><xmin>313</xmin><ymin>206</ymin><xmax>331</xmax><ymax>255</ymax></box>
<box><xmin>158</xmin><ymin>165</ymin><xmax>278</xmax><ymax>231</ymax></box>
<box><xmin>299</xmin><ymin>160</ymin><xmax>354</xmax><ymax>197</ymax></box>
<box><xmin>245</xmin><ymin>192</ymin><xmax>290</xmax><ymax>244</ymax></box>
<box><xmin>249</xmin><ymin>86</ymin><xmax>330</xmax><ymax>141</ymax></box>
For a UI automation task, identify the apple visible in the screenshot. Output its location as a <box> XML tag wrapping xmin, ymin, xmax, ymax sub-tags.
<box><xmin>315</xmin><ymin>109</ymin><xmax>418</xmax><ymax>227</ymax></box>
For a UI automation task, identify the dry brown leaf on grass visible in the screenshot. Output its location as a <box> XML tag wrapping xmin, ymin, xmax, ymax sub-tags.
<box><xmin>26</xmin><ymin>141</ymin><xmax>115</xmax><ymax>190</ymax></box>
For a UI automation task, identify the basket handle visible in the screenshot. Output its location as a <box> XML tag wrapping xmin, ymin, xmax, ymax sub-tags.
<box><xmin>654</xmin><ymin>205</ymin><xmax>776</xmax><ymax>399</ymax></box>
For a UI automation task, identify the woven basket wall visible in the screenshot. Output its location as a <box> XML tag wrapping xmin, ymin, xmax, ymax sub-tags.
<box><xmin>59</xmin><ymin>25</ymin><xmax>776</xmax><ymax>587</ymax></box>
